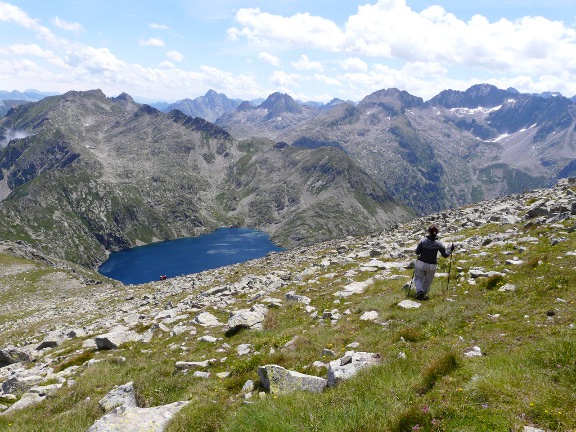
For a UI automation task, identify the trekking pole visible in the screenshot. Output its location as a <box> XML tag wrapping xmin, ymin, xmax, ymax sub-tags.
<box><xmin>445</xmin><ymin>246</ymin><xmax>454</xmax><ymax>295</ymax></box>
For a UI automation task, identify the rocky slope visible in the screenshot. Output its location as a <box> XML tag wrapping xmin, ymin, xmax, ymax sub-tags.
<box><xmin>0</xmin><ymin>179</ymin><xmax>574</xmax><ymax>431</ymax></box>
<box><xmin>0</xmin><ymin>90</ymin><xmax>411</xmax><ymax>268</ymax></box>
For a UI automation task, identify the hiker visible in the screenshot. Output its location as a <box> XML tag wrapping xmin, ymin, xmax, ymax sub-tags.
<box><xmin>414</xmin><ymin>225</ymin><xmax>454</xmax><ymax>300</ymax></box>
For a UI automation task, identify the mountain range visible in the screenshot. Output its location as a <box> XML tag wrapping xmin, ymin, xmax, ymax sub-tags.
<box><xmin>211</xmin><ymin>84</ymin><xmax>576</xmax><ymax>214</ymax></box>
<box><xmin>1</xmin><ymin>83</ymin><xmax>576</xmax><ymax>268</ymax></box>
<box><xmin>0</xmin><ymin>90</ymin><xmax>411</xmax><ymax>268</ymax></box>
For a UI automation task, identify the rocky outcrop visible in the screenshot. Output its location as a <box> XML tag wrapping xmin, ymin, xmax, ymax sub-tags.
<box><xmin>98</xmin><ymin>382</ymin><xmax>138</xmax><ymax>412</ymax></box>
<box><xmin>327</xmin><ymin>352</ymin><xmax>382</xmax><ymax>387</ymax></box>
<box><xmin>0</xmin><ymin>347</ymin><xmax>34</xmax><ymax>367</ymax></box>
<box><xmin>227</xmin><ymin>304</ymin><xmax>268</xmax><ymax>330</ymax></box>
<box><xmin>87</xmin><ymin>401</ymin><xmax>190</xmax><ymax>432</ymax></box>
<box><xmin>257</xmin><ymin>365</ymin><xmax>327</xmax><ymax>395</ymax></box>
<box><xmin>95</xmin><ymin>327</ymin><xmax>143</xmax><ymax>350</ymax></box>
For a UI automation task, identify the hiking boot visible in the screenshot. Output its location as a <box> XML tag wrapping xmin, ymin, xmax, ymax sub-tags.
<box><xmin>415</xmin><ymin>292</ymin><xmax>429</xmax><ymax>301</ymax></box>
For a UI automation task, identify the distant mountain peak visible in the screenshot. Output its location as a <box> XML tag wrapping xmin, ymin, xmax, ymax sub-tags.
<box><xmin>428</xmin><ymin>84</ymin><xmax>513</xmax><ymax>109</ymax></box>
<box><xmin>236</xmin><ymin>101</ymin><xmax>255</xmax><ymax>112</ymax></box>
<box><xmin>359</xmin><ymin>88</ymin><xmax>424</xmax><ymax>114</ymax></box>
<box><xmin>259</xmin><ymin>92</ymin><xmax>303</xmax><ymax>116</ymax></box>
<box><xmin>62</xmin><ymin>89</ymin><xmax>107</xmax><ymax>102</ymax></box>
<box><xmin>114</xmin><ymin>92</ymin><xmax>135</xmax><ymax>103</ymax></box>
<box><xmin>162</xmin><ymin>90</ymin><xmax>241</xmax><ymax>122</ymax></box>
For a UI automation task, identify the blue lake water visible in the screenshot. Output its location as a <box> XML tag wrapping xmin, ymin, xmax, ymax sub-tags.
<box><xmin>98</xmin><ymin>227</ymin><xmax>284</xmax><ymax>285</ymax></box>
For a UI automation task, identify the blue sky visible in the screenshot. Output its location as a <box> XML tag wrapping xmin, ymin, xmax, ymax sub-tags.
<box><xmin>2</xmin><ymin>0</ymin><xmax>576</xmax><ymax>103</ymax></box>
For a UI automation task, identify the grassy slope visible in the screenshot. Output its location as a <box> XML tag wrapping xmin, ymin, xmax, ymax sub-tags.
<box><xmin>0</xmin><ymin>188</ymin><xmax>575</xmax><ymax>431</ymax></box>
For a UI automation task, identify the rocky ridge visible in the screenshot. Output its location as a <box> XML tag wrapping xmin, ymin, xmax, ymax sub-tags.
<box><xmin>0</xmin><ymin>179</ymin><xmax>575</xmax><ymax>430</ymax></box>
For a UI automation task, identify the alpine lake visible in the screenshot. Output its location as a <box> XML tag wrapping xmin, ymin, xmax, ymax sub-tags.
<box><xmin>98</xmin><ymin>227</ymin><xmax>284</xmax><ymax>285</ymax></box>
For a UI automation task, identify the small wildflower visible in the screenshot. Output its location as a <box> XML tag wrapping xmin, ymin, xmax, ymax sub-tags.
<box><xmin>412</xmin><ymin>425</ymin><xmax>421</xmax><ymax>431</ymax></box>
<box><xmin>529</xmin><ymin>402</ymin><xmax>534</xmax><ymax>407</ymax></box>
<box><xmin>458</xmin><ymin>388</ymin><xmax>463</xmax><ymax>391</ymax></box>
<box><xmin>422</xmin><ymin>405</ymin><xmax>429</xmax><ymax>414</ymax></box>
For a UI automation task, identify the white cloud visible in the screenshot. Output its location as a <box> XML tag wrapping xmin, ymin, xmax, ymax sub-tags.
<box><xmin>258</xmin><ymin>51</ymin><xmax>280</xmax><ymax>66</ymax></box>
<box><xmin>139</xmin><ymin>38</ymin><xmax>165</xmax><ymax>47</ymax></box>
<box><xmin>0</xmin><ymin>2</ymin><xmax>39</xmax><ymax>29</ymax></box>
<box><xmin>334</xmin><ymin>61</ymin><xmax>460</xmax><ymax>100</ymax></box>
<box><xmin>52</xmin><ymin>16</ymin><xmax>84</xmax><ymax>34</ymax></box>
<box><xmin>229</xmin><ymin>1</ymin><xmax>576</xmax><ymax>77</ymax></box>
<box><xmin>150</xmin><ymin>23</ymin><xmax>170</xmax><ymax>30</ymax></box>
<box><xmin>229</xmin><ymin>8</ymin><xmax>344</xmax><ymax>50</ymax></box>
<box><xmin>0</xmin><ymin>43</ymin><xmax>68</xmax><ymax>68</ymax></box>
<box><xmin>167</xmin><ymin>50</ymin><xmax>184</xmax><ymax>62</ymax></box>
<box><xmin>341</xmin><ymin>57</ymin><xmax>368</xmax><ymax>72</ymax></box>
<box><xmin>291</xmin><ymin>54</ymin><xmax>323</xmax><ymax>71</ymax></box>
<box><xmin>0</xmin><ymin>2</ymin><xmax>60</xmax><ymax>45</ymax></box>
<box><xmin>314</xmin><ymin>74</ymin><xmax>341</xmax><ymax>86</ymax></box>
<box><xmin>0</xmin><ymin>3</ymin><xmax>266</xmax><ymax>101</ymax></box>
<box><xmin>270</xmin><ymin>71</ymin><xmax>301</xmax><ymax>87</ymax></box>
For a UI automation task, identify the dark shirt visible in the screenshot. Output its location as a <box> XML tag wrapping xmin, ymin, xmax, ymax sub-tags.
<box><xmin>415</xmin><ymin>235</ymin><xmax>450</xmax><ymax>264</ymax></box>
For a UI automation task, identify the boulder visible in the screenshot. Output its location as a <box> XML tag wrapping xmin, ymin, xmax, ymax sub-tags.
<box><xmin>327</xmin><ymin>351</ymin><xmax>382</xmax><ymax>387</ymax></box>
<box><xmin>498</xmin><ymin>284</ymin><xmax>516</xmax><ymax>292</ymax></box>
<box><xmin>469</xmin><ymin>268</ymin><xmax>489</xmax><ymax>278</ymax></box>
<box><xmin>258</xmin><ymin>364</ymin><xmax>327</xmax><ymax>395</ymax></box>
<box><xmin>0</xmin><ymin>393</ymin><xmax>44</xmax><ymax>415</ymax></box>
<box><xmin>1</xmin><ymin>375</ymin><xmax>44</xmax><ymax>396</ymax></box>
<box><xmin>464</xmin><ymin>346</ymin><xmax>483</xmax><ymax>358</ymax></box>
<box><xmin>359</xmin><ymin>311</ymin><xmax>379</xmax><ymax>321</ymax></box>
<box><xmin>87</xmin><ymin>401</ymin><xmax>189</xmax><ymax>432</ymax></box>
<box><xmin>175</xmin><ymin>359</ymin><xmax>216</xmax><ymax>370</ymax></box>
<box><xmin>241</xmin><ymin>380</ymin><xmax>255</xmax><ymax>394</ymax></box>
<box><xmin>334</xmin><ymin>279</ymin><xmax>374</xmax><ymax>297</ymax></box>
<box><xmin>0</xmin><ymin>346</ymin><xmax>35</xmax><ymax>367</ymax></box>
<box><xmin>95</xmin><ymin>328</ymin><xmax>142</xmax><ymax>350</ymax></box>
<box><xmin>236</xmin><ymin>344</ymin><xmax>252</xmax><ymax>356</ymax></box>
<box><xmin>29</xmin><ymin>383</ymin><xmax>63</xmax><ymax>396</ymax></box>
<box><xmin>364</xmin><ymin>259</ymin><xmax>387</xmax><ymax>269</ymax></box>
<box><xmin>36</xmin><ymin>330</ymin><xmax>68</xmax><ymax>350</ymax></box>
<box><xmin>192</xmin><ymin>312</ymin><xmax>222</xmax><ymax>327</ymax></box>
<box><xmin>321</xmin><ymin>349</ymin><xmax>337</xmax><ymax>357</ymax></box>
<box><xmin>227</xmin><ymin>304</ymin><xmax>268</xmax><ymax>330</ymax></box>
<box><xmin>526</xmin><ymin>205</ymin><xmax>549</xmax><ymax>218</ymax></box>
<box><xmin>501</xmin><ymin>215</ymin><xmax>521</xmax><ymax>225</ymax></box>
<box><xmin>284</xmin><ymin>292</ymin><xmax>311</xmax><ymax>305</ymax></box>
<box><xmin>99</xmin><ymin>382</ymin><xmax>138</xmax><ymax>412</ymax></box>
<box><xmin>397</xmin><ymin>300</ymin><xmax>421</xmax><ymax>309</ymax></box>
